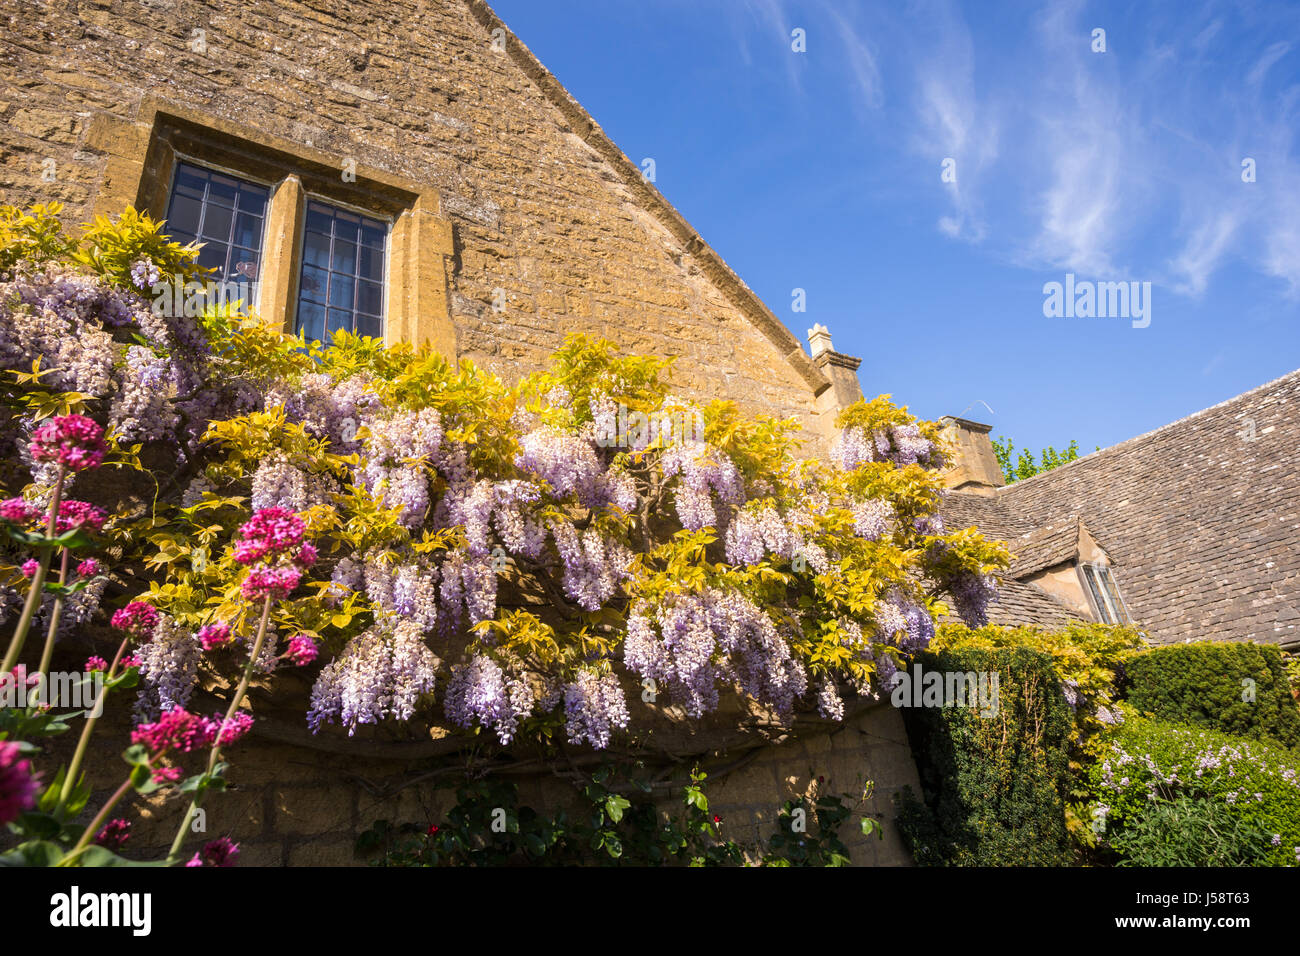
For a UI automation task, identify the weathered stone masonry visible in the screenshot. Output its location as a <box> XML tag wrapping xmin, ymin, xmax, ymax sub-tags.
<box><xmin>0</xmin><ymin>0</ymin><xmax>854</xmax><ymax>444</ymax></box>
<box><xmin>1</xmin><ymin>0</ymin><xmax>924</xmax><ymax>865</ymax></box>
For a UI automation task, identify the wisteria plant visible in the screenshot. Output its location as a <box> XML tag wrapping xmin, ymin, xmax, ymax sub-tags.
<box><xmin>0</xmin><ymin>202</ymin><xmax>1009</xmax><ymax>865</ymax></box>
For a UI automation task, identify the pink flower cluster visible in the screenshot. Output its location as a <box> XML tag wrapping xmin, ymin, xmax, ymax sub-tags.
<box><xmin>77</xmin><ymin>558</ymin><xmax>100</xmax><ymax>577</ymax></box>
<box><xmin>111</xmin><ymin>601</ymin><xmax>159</xmax><ymax>636</ymax></box>
<box><xmin>0</xmin><ymin>740</ymin><xmax>39</xmax><ymax>825</ymax></box>
<box><xmin>85</xmin><ymin>656</ymin><xmax>108</xmax><ymax>672</ymax></box>
<box><xmin>94</xmin><ymin>818</ymin><xmax>131</xmax><ymax>851</ymax></box>
<box><xmin>0</xmin><ymin>497</ymin><xmax>38</xmax><ymax>524</ymax></box>
<box><xmin>285</xmin><ymin>634</ymin><xmax>318</xmax><ymax>667</ymax></box>
<box><xmin>130</xmin><ymin>707</ymin><xmax>256</xmax><ymax>755</ymax></box>
<box><xmin>185</xmin><ymin>837</ymin><xmax>239</xmax><ymax>868</ymax></box>
<box><xmin>30</xmin><ymin>414</ymin><xmax>107</xmax><ymax>472</ymax></box>
<box><xmin>233</xmin><ymin>507</ymin><xmax>306</xmax><ymax>564</ymax></box>
<box><xmin>197</xmin><ymin>622</ymin><xmax>234</xmax><ymax>650</ymax></box>
<box><xmin>56</xmin><ymin>500</ymin><xmax>107</xmax><ymax>534</ymax></box>
<box><xmin>240</xmin><ymin>565</ymin><xmax>300</xmax><ymax>601</ymax></box>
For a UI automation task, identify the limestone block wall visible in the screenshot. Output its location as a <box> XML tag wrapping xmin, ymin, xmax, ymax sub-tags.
<box><xmin>0</xmin><ymin>0</ymin><xmax>838</xmax><ymax>444</ymax></box>
<box><xmin>38</xmin><ymin>699</ymin><xmax>919</xmax><ymax>866</ymax></box>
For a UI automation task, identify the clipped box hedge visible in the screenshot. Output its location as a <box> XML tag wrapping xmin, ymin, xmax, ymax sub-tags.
<box><xmin>895</xmin><ymin>644</ymin><xmax>1074</xmax><ymax>866</ymax></box>
<box><xmin>1123</xmin><ymin>642</ymin><xmax>1300</xmax><ymax>750</ymax></box>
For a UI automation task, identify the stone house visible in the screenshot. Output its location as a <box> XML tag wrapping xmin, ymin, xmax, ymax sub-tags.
<box><xmin>1</xmin><ymin>0</ymin><xmax>1292</xmax><ymax>866</ymax></box>
<box><xmin>939</xmin><ymin>369</ymin><xmax>1300</xmax><ymax>650</ymax></box>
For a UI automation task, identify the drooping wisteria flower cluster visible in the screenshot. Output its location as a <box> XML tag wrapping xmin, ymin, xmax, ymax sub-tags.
<box><xmin>624</xmin><ymin>589</ymin><xmax>809</xmax><ymax>719</ymax></box>
<box><xmin>659</xmin><ymin>442</ymin><xmax>744</xmax><ymax>531</ymax></box>
<box><xmin>723</xmin><ymin>501</ymin><xmax>829</xmax><ymax>571</ymax></box>
<box><xmin>563</xmin><ymin>669</ymin><xmax>630</xmax><ymax>749</ymax></box>
<box><xmin>133</xmin><ymin>615</ymin><xmax>202</xmax><ymax>720</ymax></box>
<box><xmin>443</xmin><ymin>653</ymin><xmax>535</xmax><ymax>745</ymax></box>
<box><xmin>833</xmin><ymin>421</ymin><xmax>942</xmax><ymax>471</ymax></box>
<box><xmin>306</xmin><ymin>620</ymin><xmax>440</xmax><ymax>735</ymax></box>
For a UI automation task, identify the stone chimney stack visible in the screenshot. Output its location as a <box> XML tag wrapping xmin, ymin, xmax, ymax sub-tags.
<box><xmin>808</xmin><ymin>324</ymin><xmax>865</xmax><ymax>439</ymax></box>
<box><xmin>938</xmin><ymin>416</ymin><xmax>1005</xmax><ymax>493</ymax></box>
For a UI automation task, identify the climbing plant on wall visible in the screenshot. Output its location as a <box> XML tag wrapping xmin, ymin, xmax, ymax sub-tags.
<box><xmin>0</xmin><ymin>204</ymin><xmax>1009</xmax><ymax>865</ymax></box>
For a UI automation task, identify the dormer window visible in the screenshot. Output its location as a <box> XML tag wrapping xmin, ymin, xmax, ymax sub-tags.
<box><xmin>1080</xmin><ymin>563</ymin><xmax>1129</xmax><ymax>624</ymax></box>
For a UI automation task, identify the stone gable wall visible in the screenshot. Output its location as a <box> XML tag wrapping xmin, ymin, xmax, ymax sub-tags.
<box><xmin>0</xmin><ymin>0</ymin><xmax>833</xmax><ymax>445</ymax></box>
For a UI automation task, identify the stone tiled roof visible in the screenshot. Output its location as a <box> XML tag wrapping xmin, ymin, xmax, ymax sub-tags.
<box><xmin>988</xmin><ymin>576</ymin><xmax>1086</xmax><ymax>628</ymax></box>
<box><xmin>1005</xmin><ymin>517</ymin><xmax>1082</xmax><ymax>578</ymax></box>
<box><xmin>946</xmin><ymin>369</ymin><xmax>1300</xmax><ymax>647</ymax></box>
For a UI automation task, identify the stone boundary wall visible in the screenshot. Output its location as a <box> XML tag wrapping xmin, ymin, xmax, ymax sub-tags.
<box><xmin>36</xmin><ymin>698</ymin><xmax>919</xmax><ymax>866</ymax></box>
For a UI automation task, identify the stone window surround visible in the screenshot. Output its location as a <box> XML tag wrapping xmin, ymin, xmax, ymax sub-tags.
<box><xmin>82</xmin><ymin>96</ymin><xmax>456</xmax><ymax>360</ymax></box>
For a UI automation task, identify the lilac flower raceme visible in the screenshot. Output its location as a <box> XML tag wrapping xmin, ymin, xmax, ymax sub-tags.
<box><xmin>307</xmin><ymin>621</ymin><xmax>439</xmax><ymax>735</ymax></box>
<box><xmin>948</xmin><ymin>572</ymin><xmax>998</xmax><ymax>628</ymax></box>
<box><xmin>548</xmin><ymin>520</ymin><xmax>633</xmax><ymax>612</ymax></box>
<box><xmin>562</xmin><ymin>669</ymin><xmax>630</xmax><ymax>749</ymax></box>
<box><xmin>133</xmin><ymin>616</ymin><xmax>202</xmax><ymax>720</ymax></box>
<box><xmin>624</xmin><ymin>589</ymin><xmax>807</xmax><ymax>719</ymax></box>
<box><xmin>852</xmin><ymin>498</ymin><xmax>894</xmax><ymax>541</ymax></box>
<box><xmin>660</xmin><ymin>442</ymin><xmax>744</xmax><ymax>530</ymax></box>
<box><xmin>443</xmin><ymin>654</ymin><xmax>535</xmax><ymax>744</ymax></box>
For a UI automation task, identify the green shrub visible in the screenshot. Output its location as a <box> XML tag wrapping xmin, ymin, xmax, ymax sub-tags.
<box><xmin>1085</xmin><ymin>714</ymin><xmax>1300</xmax><ymax>867</ymax></box>
<box><xmin>1124</xmin><ymin>642</ymin><xmax>1300</xmax><ymax>749</ymax></box>
<box><xmin>895</xmin><ymin>644</ymin><xmax>1074</xmax><ymax>865</ymax></box>
<box><xmin>1106</xmin><ymin>794</ymin><xmax>1270</xmax><ymax>866</ymax></box>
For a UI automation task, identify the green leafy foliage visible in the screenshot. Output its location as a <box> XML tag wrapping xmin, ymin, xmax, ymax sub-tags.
<box><xmin>991</xmin><ymin>436</ymin><xmax>1096</xmax><ymax>484</ymax></box>
<box><xmin>895</xmin><ymin>644</ymin><xmax>1074</xmax><ymax>865</ymax></box>
<box><xmin>356</xmin><ymin>767</ymin><xmax>871</xmax><ymax>867</ymax></box>
<box><xmin>1123</xmin><ymin>642</ymin><xmax>1300</xmax><ymax>749</ymax></box>
<box><xmin>1083</xmin><ymin>714</ymin><xmax>1300</xmax><ymax>866</ymax></box>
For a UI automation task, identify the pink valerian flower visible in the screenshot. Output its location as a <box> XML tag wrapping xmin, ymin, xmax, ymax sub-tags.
<box><xmin>0</xmin><ymin>497</ymin><xmax>38</xmax><ymax>524</ymax></box>
<box><xmin>85</xmin><ymin>656</ymin><xmax>108</xmax><ymax>672</ymax></box>
<box><xmin>197</xmin><ymin>623</ymin><xmax>234</xmax><ymax>651</ymax></box>
<box><xmin>240</xmin><ymin>565</ymin><xmax>300</xmax><ymax>601</ymax></box>
<box><xmin>76</xmin><ymin>558</ymin><xmax>100</xmax><ymax>577</ymax></box>
<box><xmin>119</xmin><ymin>654</ymin><xmax>141</xmax><ymax>670</ymax></box>
<box><xmin>29</xmin><ymin>414</ymin><xmax>107</xmax><ymax>472</ymax></box>
<box><xmin>112</xmin><ymin>601</ymin><xmax>159</xmax><ymax>635</ymax></box>
<box><xmin>186</xmin><ymin>837</ymin><xmax>240</xmax><ymax>868</ymax></box>
<box><xmin>94</xmin><ymin>818</ymin><xmax>131</xmax><ymax>850</ymax></box>
<box><xmin>130</xmin><ymin>708</ymin><xmax>213</xmax><ymax>755</ymax></box>
<box><xmin>20</xmin><ymin>559</ymin><xmax>39</xmax><ymax>578</ymax></box>
<box><xmin>207</xmin><ymin>711</ymin><xmax>254</xmax><ymax>747</ymax></box>
<box><xmin>295</xmin><ymin>542</ymin><xmax>318</xmax><ymax>568</ymax></box>
<box><xmin>285</xmin><ymin>634</ymin><xmax>318</xmax><ymax>667</ymax></box>
<box><xmin>151</xmin><ymin>766</ymin><xmax>183</xmax><ymax>784</ymax></box>
<box><xmin>55</xmin><ymin>500</ymin><xmax>107</xmax><ymax>534</ymax></box>
<box><xmin>0</xmin><ymin>740</ymin><xmax>40</xmax><ymax>825</ymax></box>
<box><xmin>233</xmin><ymin>508</ymin><xmax>306</xmax><ymax>564</ymax></box>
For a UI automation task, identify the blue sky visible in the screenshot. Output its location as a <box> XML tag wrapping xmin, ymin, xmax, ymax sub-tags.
<box><xmin>489</xmin><ymin>0</ymin><xmax>1300</xmax><ymax>455</ymax></box>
